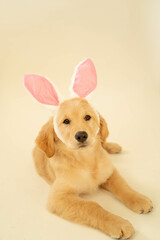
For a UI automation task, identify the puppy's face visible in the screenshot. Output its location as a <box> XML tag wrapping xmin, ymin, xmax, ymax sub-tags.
<box><xmin>54</xmin><ymin>98</ymin><xmax>99</xmax><ymax>149</ymax></box>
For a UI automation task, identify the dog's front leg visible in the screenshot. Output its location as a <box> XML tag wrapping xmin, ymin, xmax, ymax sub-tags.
<box><xmin>47</xmin><ymin>186</ymin><xmax>134</xmax><ymax>239</ymax></box>
<box><xmin>101</xmin><ymin>168</ymin><xmax>153</xmax><ymax>213</ymax></box>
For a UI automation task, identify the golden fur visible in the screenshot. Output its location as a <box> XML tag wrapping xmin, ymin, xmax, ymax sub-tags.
<box><xmin>33</xmin><ymin>98</ymin><xmax>153</xmax><ymax>239</ymax></box>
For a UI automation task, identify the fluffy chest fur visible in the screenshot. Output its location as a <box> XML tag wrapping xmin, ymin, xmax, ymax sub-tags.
<box><xmin>51</xmin><ymin>142</ymin><xmax>113</xmax><ymax>194</ymax></box>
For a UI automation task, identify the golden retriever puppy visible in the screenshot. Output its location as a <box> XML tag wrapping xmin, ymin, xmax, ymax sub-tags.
<box><xmin>24</xmin><ymin>59</ymin><xmax>153</xmax><ymax>239</ymax></box>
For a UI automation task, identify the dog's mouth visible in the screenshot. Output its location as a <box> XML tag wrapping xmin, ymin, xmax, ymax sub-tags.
<box><xmin>78</xmin><ymin>143</ymin><xmax>88</xmax><ymax>148</ymax></box>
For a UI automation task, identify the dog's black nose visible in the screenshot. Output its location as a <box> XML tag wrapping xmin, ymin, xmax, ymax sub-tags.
<box><xmin>75</xmin><ymin>131</ymin><xmax>88</xmax><ymax>143</ymax></box>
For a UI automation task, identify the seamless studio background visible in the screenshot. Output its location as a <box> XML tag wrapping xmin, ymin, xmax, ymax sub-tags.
<box><xmin>0</xmin><ymin>1</ymin><xmax>160</xmax><ymax>240</ymax></box>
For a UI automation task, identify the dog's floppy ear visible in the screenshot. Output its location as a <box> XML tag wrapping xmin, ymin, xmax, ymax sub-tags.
<box><xmin>71</xmin><ymin>58</ymin><xmax>97</xmax><ymax>98</ymax></box>
<box><xmin>35</xmin><ymin>118</ymin><xmax>56</xmax><ymax>158</ymax></box>
<box><xmin>99</xmin><ymin>114</ymin><xmax>109</xmax><ymax>143</ymax></box>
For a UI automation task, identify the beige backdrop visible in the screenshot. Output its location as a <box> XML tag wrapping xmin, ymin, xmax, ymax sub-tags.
<box><xmin>0</xmin><ymin>1</ymin><xmax>160</xmax><ymax>240</ymax></box>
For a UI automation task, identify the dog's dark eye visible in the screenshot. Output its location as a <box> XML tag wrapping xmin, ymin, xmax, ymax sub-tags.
<box><xmin>63</xmin><ymin>119</ymin><xmax>70</xmax><ymax>124</ymax></box>
<box><xmin>84</xmin><ymin>115</ymin><xmax>91</xmax><ymax>121</ymax></box>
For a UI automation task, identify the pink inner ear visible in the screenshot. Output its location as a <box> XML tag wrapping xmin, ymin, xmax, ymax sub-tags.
<box><xmin>72</xmin><ymin>58</ymin><xmax>97</xmax><ymax>98</ymax></box>
<box><xmin>24</xmin><ymin>74</ymin><xmax>59</xmax><ymax>106</ymax></box>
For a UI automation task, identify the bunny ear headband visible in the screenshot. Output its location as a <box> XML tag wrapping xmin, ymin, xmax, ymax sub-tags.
<box><xmin>24</xmin><ymin>58</ymin><xmax>97</xmax><ymax>108</ymax></box>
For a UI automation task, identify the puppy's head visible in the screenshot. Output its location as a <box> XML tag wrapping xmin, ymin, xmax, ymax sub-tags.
<box><xmin>54</xmin><ymin>98</ymin><xmax>99</xmax><ymax>149</ymax></box>
<box><xmin>24</xmin><ymin>59</ymin><xmax>109</xmax><ymax>155</ymax></box>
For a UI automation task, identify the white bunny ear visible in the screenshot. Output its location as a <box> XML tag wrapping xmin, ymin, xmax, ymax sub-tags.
<box><xmin>23</xmin><ymin>74</ymin><xmax>60</xmax><ymax>106</ymax></box>
<box><xmin>71</xmin><ymin>58</ymin><xmax>97</xmax><ymax>98</ymax></box>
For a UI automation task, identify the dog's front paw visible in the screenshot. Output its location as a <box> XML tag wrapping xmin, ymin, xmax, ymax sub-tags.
<box><xmin>106</xmin><ymin>216</ymin><xmax>135</xmax><ymax>239</ymax></box>
<box><xmin>125</xmin><ymin>192</ymin><xmax>153</xmax><ymax>214</ymax></box>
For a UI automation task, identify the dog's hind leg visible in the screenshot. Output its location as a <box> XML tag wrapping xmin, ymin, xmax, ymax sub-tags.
<box><xmin>102</xmin><ymin>142</ymin><xmax>122</xmax><ymax>154</ymax></box>
<box><xmin>32</xmin><ymin>146</ymin><xmax>55</xmax><ymax>185</ymax></box>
